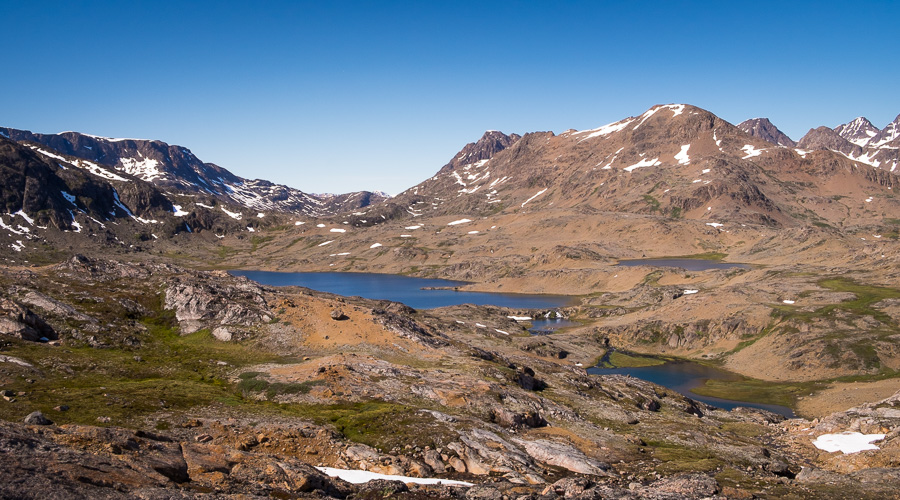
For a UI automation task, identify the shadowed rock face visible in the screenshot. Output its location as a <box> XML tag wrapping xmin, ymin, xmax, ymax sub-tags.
<box><xmin>797</xmin><ymin>126</ymin><xmax>860</xmax><ymax>154</ymax></box>
<box><xmin>0</xmin><ymin>126</ymin><xmax>389</xmax><ymax>218</ymax></box>
<box><xmin>0</xmin><ymin>297</ymin><xmax>57</xmax><ymax>342</ymax></box>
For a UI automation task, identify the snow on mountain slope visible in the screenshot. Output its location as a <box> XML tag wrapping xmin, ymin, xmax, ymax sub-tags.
<box><xmin>834</xmin><ymin>117</ymin><xmax>880</xmax><ymax>147</ymax></box>
<box><xmin>0</xmin><ymin>127</ymin><xmax>389</xmax><ymax>217</ymax></box>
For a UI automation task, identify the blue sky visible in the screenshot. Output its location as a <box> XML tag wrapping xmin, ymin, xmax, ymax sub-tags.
<box><xmin>3</xmin><ymin>1</ymin><xmax>899</xmax><ymax>195</ymax></box>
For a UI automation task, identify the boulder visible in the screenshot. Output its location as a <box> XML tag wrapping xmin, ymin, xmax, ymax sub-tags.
<box><xmin>23</xmin><ymin>411</ymin><xmax>52</xmax><ymax>426</ymax></box>
<box><xmin>0</xmin><ymin>298</ymin><xmax>57</xmax><ymax>341</ymax></box>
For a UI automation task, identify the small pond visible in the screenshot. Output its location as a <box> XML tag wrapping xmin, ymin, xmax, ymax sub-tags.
<box><xmin>588</xmin><ymin>359</ymin><xmax>795</xmax><ymax>417</ymax></box>
<box><xmin>528</xmin><ymin>318</ymin><xmax>580</xmax><ymax>335</ymax></box>
<box><xmin>616</xmin><ymin>258</ymin><xmax>750</xmax><ymax>271</ymax></box>
<box><xmin>230</xmin><ymin>271</ymin><xmax>574</xmax><ymax>310</ymax></box>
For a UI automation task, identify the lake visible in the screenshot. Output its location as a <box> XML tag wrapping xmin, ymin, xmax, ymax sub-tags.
<box><xmin>616</xmin><ymin>258</ymin><xmax>750</xmax><ymax>271</ymax></box>
<box><xmin>230</xmin><ymin>271</ymin><xmax>574</xmax><ymax>310</ymax></box>
<box><xmin>588</xmin><ymin>360</ymin><xmax>795</xmax><ymax>417</ymax></box>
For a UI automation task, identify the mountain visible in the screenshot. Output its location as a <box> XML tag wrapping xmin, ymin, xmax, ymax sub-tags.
<box><xmin>0</xmin><ymin>127</ymin><xmax>389</xmax><ymax>217</ymax></box>
<box><xmin>799</xmin><ymin>114</ymin><xmax>900</xmax><ymax>173</ymax></box>
<box><xmin>376</xmin><ymin>104</ymin><xmax>897</xmax><ymax>229</ymax></box>
<box><xmin>737</xmin><ymin>118</ymin><xmax>796</xmax><ymax>147</ymax></box>
<box><xmin>834</xmin><ymin>117</ymin><xmax>880</xmax><ymax>147</ymax></box>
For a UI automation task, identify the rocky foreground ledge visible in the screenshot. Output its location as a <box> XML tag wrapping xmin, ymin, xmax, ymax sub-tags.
<box><xmin>0</xmin><ymin>418</ymin><xmax>755</xmax><ymax>499</ymax></box>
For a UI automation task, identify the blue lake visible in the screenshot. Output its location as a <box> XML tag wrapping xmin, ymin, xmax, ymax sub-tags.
<box><xmin>588</xmin><ymin>361</ymin><xmax>795</xmax><ymax>417</ymax></box>
<box><xmin>233</xmin><ymin>270</ymin><xmax>789</xmax><ymax>416</ymax></box>
<box><xmin>616</xmin><ymin>258</ymin><xmax>750</xmax><ymax>271</ymax></box>
<box><xmin>230</xmin><ymin>271</ymin><xmax>574</xmax><ymax>310</ymax></box>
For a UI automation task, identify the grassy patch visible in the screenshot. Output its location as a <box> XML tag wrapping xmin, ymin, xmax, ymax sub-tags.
<box><xmin>691</xmin><ymin>377</ymin><xmax>824</xmax><ymax>408</ymax></box>
<box><xmin>644</xmin><ymin>440</ymin><xmax>723</xmax><ymax>474</ymax></box>
<box><xmin>0</xmin><ymin>300</ymin><xmax>280</xmax><ymax>427</ymax></box>
<box><xmin>603</xmin><ymin>351</ymin><xmax>666</xmax><ymax>368</ymax></box>
<box><xmin>270</xmin><ymin>401</ymin><xmax>454</xmax><ymax>451</ymax></box>
<box><xmin>642</xmin><ymin>194</ymin><xmax>660</xmax><ymax>212</ymax></box>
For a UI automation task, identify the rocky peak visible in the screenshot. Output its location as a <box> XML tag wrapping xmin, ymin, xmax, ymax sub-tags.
<box><xmin>869</xmin><ymin>113</ymin><xmax>900</xmax><ymax>148</ymax></box>
<box><xmin>439</xmin><ymin>130</ymin><xmax>522</xmax><ymax>173</ymax></box>
<box><xmin>737</xmin><ymin>118</ymin><xmax>796</xmax><ymax>147</ymax></box>
<box><xmin>834</xmin><ymin>117</ymin><xmax>880</xmax><ymax>147</ymax></box>
<box><xmin>797</xmin><ymin>126</ymin><xmax>859</xmax><ymax>154</ymax></box>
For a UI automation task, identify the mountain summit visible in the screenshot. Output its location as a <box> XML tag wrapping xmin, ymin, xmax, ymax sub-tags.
<box><xmin>737</xmin><ymin>118</ymin><xmax>796</xmax><ymax>147</ymax></box>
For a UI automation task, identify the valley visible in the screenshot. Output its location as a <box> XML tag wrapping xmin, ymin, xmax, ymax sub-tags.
<box><xmin>2</xmin><ymin>104</ymin><xmax>900</xmax><ymax>498</ymax></box>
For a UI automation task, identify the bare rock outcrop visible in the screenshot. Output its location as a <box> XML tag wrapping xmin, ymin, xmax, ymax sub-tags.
<box><xmin>0</xmin><ymin>297</ymin><xmax>57</xmax><ymax>342</ymax></box>
<box><xmin>164</xmin><ymin>273</ymin><xmax>272</xmax><ymax>336</ymax></box>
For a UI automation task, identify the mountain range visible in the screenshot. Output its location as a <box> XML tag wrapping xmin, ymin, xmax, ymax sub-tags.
<box><xmin>2</xmin><ymin>105</ymin><xmax>899</xmax><ymax>261</ymax></box>
<box><xmin>3</xmin><ymin>105</ymin><xmax>900</xmax><ymax>498</ymax></box>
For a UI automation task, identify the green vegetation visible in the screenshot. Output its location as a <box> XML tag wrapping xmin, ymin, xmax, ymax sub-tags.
<box><xmin>602</xmin><ymin>351</ymin><xmax>666</xmax><ymax>368</ymax></box>
<box><xmin>642</xmin><ymin>194</ymin><xmax>661</xmax><ymax>212</ymax></box>
<box><xmin>691</xmin><ymin>377</ymin><xmax>824</xmax><ymax>409</ymax></box>
<box><xmin>0</xmin><ymin>299</ymin><xmax>280</xmax><ymax>427</ymax></box>
<box><xmin>644</xmin><ymin>439</ymin><xmax>722</xmax><ymax>474</ymax></box>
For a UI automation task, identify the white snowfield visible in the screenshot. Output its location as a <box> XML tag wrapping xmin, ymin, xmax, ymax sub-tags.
<box><xmin>316</xmin><ymin>467</ymin><xmax>473</xmax><ymax>486</ymax></box>
<box><xmin>447</xmin><ymin>218</ymin><xmax>472</xmax><ymax>226</ymax></box>
<box><xmin>812</xmin><ymin>432</ymin><xmax>885</xmax><ymax>454</ymax></box>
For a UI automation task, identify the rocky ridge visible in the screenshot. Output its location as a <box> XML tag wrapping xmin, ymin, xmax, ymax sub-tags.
<box><xmin>0</xmin><ymin>126</ymin><xmax>389</xmax><ymax>217</ymax></box>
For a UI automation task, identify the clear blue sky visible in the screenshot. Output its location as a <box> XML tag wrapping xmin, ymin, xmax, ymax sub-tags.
<box><xmin>3</xmin><ymin>1</ymin><xmax>898</xmax><ymax>195</ymax></box>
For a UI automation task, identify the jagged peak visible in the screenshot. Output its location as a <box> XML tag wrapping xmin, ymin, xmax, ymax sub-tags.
<box><xmin>737</xmin><ymin>118</ymin><xmax>796</xmax><ymax>147</ymax></box>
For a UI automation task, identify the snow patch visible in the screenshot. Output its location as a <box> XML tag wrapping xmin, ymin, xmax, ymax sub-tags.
<box><xmin>13</xmin><ymin>210</ymin><xmax>34</xmax><ymax>225</ymax></box>
<box><xmin>467</xmin><ymin>230</ymin><xmax>479</xmax><ymax>234</ymax></box>
<box><xmin>330</xmin><ymin>228</ymin><xmax>346</xmax><ymax>233</ymax></box>
<box><xmin>316</xmin><ymin>467</ymin><xmax>473</xmax><ymax>486</ymax></box>
<box><xmin>447</xmin><ymin>218</ymin><xmax>472</xmax><ymax>226</ymax></box>
<box><xmin>812</xmin><ymin>432</ymin><xmax>885</xmax><ymax>454</ymax></box>
<box><xmin>508</xmin><ymin>316</ymin><xmax>532</xmax><ymax>321</ymax></box>
<box><xmin>706</xmin><ymin>222</ymin><xmax>724</xmax><ymax>228</ymax></box>
<box><xmin>318</xmin><ymin>240</ymin><xmax>333</xmax><ymax>246</ymax></box>
<box><xmin>405</xmin><ymin>225</ymin><xmax>422</xmax><ymax>230</ymax></box>
<box><xmin>574</xmin><ymin>118</ymin><xmax>635</xmax><ymax>141</ymax></box>
<box><xmin>782</xmin><ymin>300</ymin><xmax>795</xmax><ymax>304</ymax></box>
<box><xmin>623</xmin><ymin>158</ymin><xmax>661</xmax><ymax>172</ymax></box>
<box><xmin>741</xmin><ymin>145</ymin><xmax>763</xmax><ymax>159</ymax></box>
<box><xmin>494</xmin><ymin>329</ymin><xmax>510</xmax><ymax>335</ymax></box>
<box><xmin>119</xmin><ymin>156</ymin><xmax>162</xmax><ymax>181</ymax></box>
<box><xmin>521</xmin><ymin>188</ymin><xmax>548</xmax><ymax>207</ymax></box>
<box><xmin>370</xmin><ymin>243</ymin><xmax>382</xmax><ymax>249</ymax></box>
<box><xmin>295</xmin><ymin>221</ymin><xmax>305</xmax><ymax>225</ymax></box>
<box><xmin>675</xmin><ymin>145</ymin><xmax>690</xmax><ymax>165</ymax></box>
<box><xmin>221</xmin><ymin>207</ymin><xmax>242</xmax><ymax>220</ymax></box>
<box><xmin>683</xmin><ymin>289</ymin><xmax>699</xmax><ymax>295</ymax></box>
<box><xmin>172</xmin><ymin>205</ymin><xmax>189</xmax><ymax>217</ymax></box>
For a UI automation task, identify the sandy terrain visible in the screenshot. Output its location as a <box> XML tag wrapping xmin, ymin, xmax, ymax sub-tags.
<box><xmin>797</xmin><ymin>378</ymin><xmax>900</xmax><ymax>418</ymax></box>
